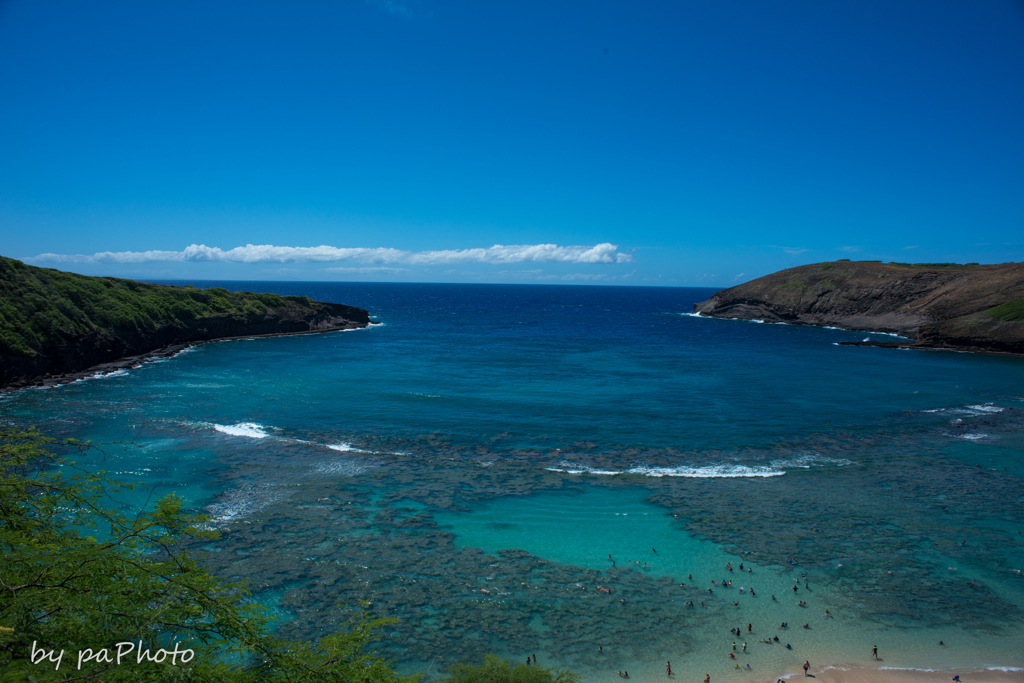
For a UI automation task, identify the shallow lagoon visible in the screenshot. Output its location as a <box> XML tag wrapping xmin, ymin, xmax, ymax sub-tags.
<box><xmin>3</xmin><ymin>283</ymin><xmax>1023</xmax><ymax>681</ymax></box>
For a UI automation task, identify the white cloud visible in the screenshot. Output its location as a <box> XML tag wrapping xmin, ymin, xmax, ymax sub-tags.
<box><xmin>29</xmin><ymin>242</ymin><xmax>633</xmax><ymax>266</ymax></box>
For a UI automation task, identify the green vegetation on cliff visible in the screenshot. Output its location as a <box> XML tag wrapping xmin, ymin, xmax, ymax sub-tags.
<box><xmin>985</xmin><ymin>297</ymin><xmax>1024</xmax><ymax>322</ymax></box>
<box><xmin>886</xmin><ymin>262</ymin><xmax>982</xmax><ymax>270</ymax></box>
<box><xmin>0</xmin><ymin>256</ymin><xmax>314</xmax><ymax>358</ymax></box>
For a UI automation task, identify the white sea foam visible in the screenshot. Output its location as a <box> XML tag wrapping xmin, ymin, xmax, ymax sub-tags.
<box><xmin>326</xmin><ymin>443</ymin><xmax>367</xmax><ymax>452</ymax></box>
<box><xmin>680</xmin><ymin>312</ymin><xmax>704</xmax><ymax>318</ymax></box>
<box><xmin>213</xmin><ymin>422</ymin><xmax>271</xmax><ymax>439</ymax></box>
<box><xmin>967</xmin><ymin>403</ymin><xmax>1003</xmax><ymax>413</ymax></box>
<box><xmin>545</xmin><ymin>462</ymin><xmax>620</xmax><ymax>475</ymax></box>
<box><xmin>341</xmin><ymin>322</ymin><xmax>384</xmax><ymax>332</ymax></box>
<box><xmin>63</xmin><ymin>368</ymin><xmax>130</xmax><ymax>386</ymax></box>
<box><xmin>955</xmin><ymin>433</ymin><xmax>988</xmax><ymax>440</ymax></box>
<box><xmin>547</xmin><ymin>454</ymin><xmax>850</xmax><ymax>478</ymax></box>
<box><xmin>629</xmin><ymin>464</ymin><xmax>785</xmax><ymax>477</ymax></box>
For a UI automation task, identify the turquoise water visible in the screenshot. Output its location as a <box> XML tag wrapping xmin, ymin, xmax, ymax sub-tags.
<box><xmin>3</xmin><ymin>283</ymin><xmax>1023</xmax><ymax>681</ymax></box>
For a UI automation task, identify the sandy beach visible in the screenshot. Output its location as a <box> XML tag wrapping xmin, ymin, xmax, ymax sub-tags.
<box><xmin>781</xmin><ymin>666</ymin><xmax>1024</xmax><ymax>683</ymax></box>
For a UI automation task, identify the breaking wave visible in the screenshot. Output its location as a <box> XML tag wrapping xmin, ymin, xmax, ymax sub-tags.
<box><xmin>213</xmin><ymin>422</ymin><xmax>271</xmax><ymax>439</ymax></box>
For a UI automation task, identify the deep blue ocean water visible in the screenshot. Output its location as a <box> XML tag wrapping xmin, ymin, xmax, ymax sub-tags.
<box><xmin>3</xmin><ymin>283</ymin><xmax>1023</xmax><ymax>681</ymax></box>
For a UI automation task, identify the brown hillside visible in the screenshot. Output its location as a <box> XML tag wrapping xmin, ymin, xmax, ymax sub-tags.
<box><xmin>692</xmin><ymin>260</ymin><xmax>1024</xmax><ymax>355</ymax></box>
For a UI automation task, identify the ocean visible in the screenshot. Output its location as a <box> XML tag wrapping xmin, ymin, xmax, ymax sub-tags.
<box><xmin>3</xmin><ymin>282</ymin><xmax>1023</xmax><ymax>681</ymax></box>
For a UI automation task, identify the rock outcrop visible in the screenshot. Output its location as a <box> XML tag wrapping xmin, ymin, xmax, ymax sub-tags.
<box><xmin>692</xmin><ymin>260</ymin><xmax>1024</xmax><ymax>355</ymax></box>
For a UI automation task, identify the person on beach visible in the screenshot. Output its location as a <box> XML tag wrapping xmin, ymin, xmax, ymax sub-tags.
<box><xmin>666</xmin><ymin>661</ymin><xmax>671</xmax><ymax>677</ymax></box>
<box><xmin>872</xmin><ymin>646</ymin><xmax>878</xmax><ymax>659</ymax></box>
<box><xmin>804</xmin><ymin>661</ymin><xmax>810</xmax><ymax>676</ymax></box>
<box><xmin>742</xmin><ymin>642</ymin><xmax>747</xmax><ymax>652</ymax></box>
<box><xmin>748</xmin><ymin>623</ymin><xmax>752</xmax><ymax>632</ymax></box>
<box><xmin>704</xmin><ymin>674</ymin><xmax>710</xmax><ymax>683</ymax></box>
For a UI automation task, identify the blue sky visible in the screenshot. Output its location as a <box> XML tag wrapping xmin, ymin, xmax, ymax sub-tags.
<box><xmin>1</xmin><ymin>0</ymin><xmax>1022</xmax><ymax>286</ymax></box>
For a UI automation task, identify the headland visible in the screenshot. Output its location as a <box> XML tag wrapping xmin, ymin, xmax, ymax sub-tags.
<box><xmin>0</xmin><ymin>256</ymin><xmax>373</xmax><ymax>390</ymax></box>
<box><xmin>692</xmin><ymin>260</ymin><xmax>1024</xmax><ymax>355</ymax></box>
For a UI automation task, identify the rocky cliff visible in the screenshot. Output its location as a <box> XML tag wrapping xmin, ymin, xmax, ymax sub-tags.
<box><xmin>692</xmin><ymin>260</ymin><xmax>1024</xmax><ymax>355</ymax></box>
<box><xmin>0</xmin><ymin>257</ymin><xmax>372</xmax><ymax>388</ymax></box>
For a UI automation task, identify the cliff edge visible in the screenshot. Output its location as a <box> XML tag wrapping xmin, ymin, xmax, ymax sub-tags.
<box><xmin>692</xmin><ymin>260</ymin><xmax>1024</xmax><ymax>355</ymax></box>
<box><xmin>1</xmin><ymin>256</ymin><xmax>372</xmax><ymax>388</ymax></box>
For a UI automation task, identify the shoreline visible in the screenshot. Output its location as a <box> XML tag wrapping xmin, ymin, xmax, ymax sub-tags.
<box><xmin>780</xmin><ymin>664</ymin><xmax>1024</xmax><ymax>683</ymax></box>
<box><xmin>690</xmin><ymin>313</ymin><xmax>1024</xmax><ymax>358</ymax></box>
<box><xmin>0</xmin><ymin>321</ymin><xmax>380</xmax><ymax>394</ymax></box>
